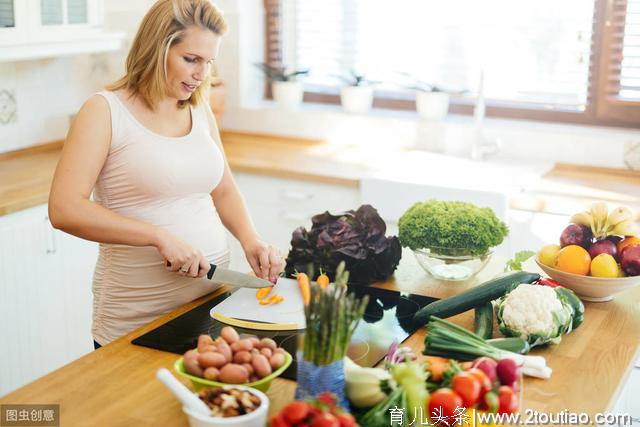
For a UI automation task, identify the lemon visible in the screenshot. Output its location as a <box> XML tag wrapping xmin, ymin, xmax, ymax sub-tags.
<box><xmin>590</xmin><ymin>254</ymin><xmax>619</xmax><ymax>278</ymax></box>
<box><xmin>538</xmin><ymin>244</ymin><xmax>561</xmax><ymax>267</ymax></box>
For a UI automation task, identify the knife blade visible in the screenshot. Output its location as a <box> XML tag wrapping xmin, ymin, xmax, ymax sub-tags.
<box><xmin>206</xmin><ymin>263</ymin><xmax>273</xmax><ymax>288</ymax></box>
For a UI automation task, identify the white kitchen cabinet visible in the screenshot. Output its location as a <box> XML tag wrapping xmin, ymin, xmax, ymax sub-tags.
<box><xmin>0</xmin><ymin>204</ymin><xmax>97</xmax><ymax>396</ymax></box>
<box><xmin>0</xmin><ymin>0</ymin><xmax>124</xmax><ymax>62</ymax></box>
<box><xmin>227</xmin><ymin>173</ymin><xmax>360</xmax><ymax>272</ymax></box>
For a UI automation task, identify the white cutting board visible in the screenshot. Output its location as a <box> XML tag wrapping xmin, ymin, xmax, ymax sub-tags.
<box><xmin>210</xmin><ymin>277</ymin><xmax>306</xmax><ymax>329</ymax></box>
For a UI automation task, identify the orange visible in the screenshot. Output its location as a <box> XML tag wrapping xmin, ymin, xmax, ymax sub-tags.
<box><xmin>617</xmin><ymin>237</ymin><xmax>640</xmax><ymax>256</ymax></box>
<box><xmin>554</xmin><ymin>245</ymin><xmax>591</xmax><ymax>275</ymax></box>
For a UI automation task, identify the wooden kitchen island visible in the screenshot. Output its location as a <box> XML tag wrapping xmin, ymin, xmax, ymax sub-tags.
<box><xmin>1</xmin><ymin>255</ymin><xmax>640</xmax><ymax>426</ymax></box>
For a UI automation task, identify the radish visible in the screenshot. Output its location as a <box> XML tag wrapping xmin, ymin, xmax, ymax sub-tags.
<box><xmin>497</xmin><ymin>358</ymin><xmax>519</xmax><ymax>385</ymax></box>
<box><xmin>472</xmin><ymin>357</ymin><xmax>497</xmax><ymax>382</ymax></box>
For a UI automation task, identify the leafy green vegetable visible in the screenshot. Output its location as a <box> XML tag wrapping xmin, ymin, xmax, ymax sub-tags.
<box><xmin>398</xmin><ymin>200</ymin><xmax>508</xmax><ymax>256</ymax></box>
<box><xmin>504</xmin><ymin>250</ymin><xmax>536</xmax><ymax>272</ymax></box>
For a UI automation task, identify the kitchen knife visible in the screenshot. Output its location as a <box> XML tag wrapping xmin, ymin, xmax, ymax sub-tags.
<box><xmin>206</xmin><ymin>263</ymin><xmax>273</xmax><ymax>289</ymax></box>
<box><xmin>166</xmin><ymin>260</ymin><xmax>273</xmax><ymax>288</ymax></box>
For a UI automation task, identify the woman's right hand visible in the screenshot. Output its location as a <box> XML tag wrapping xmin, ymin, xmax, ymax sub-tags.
<box><xmin>155</xmin><ymin>228</ymin><xmax>209</xmax><ymax>278</ymax></box>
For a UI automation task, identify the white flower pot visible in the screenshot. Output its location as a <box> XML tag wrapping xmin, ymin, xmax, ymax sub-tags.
<box><xmin>416</xmin><ymin>91</ymin><xmax>450</xmax><ymax>121</ymax></box>
<box><xmin>340</xmin><ymin>85</ymin><xmax>374</xmax><ymax>114</ymax></box>
<box><xmin>272</xmin><ymin>81</ymin><xmax>303</xmax><ymax>110</ymax></box>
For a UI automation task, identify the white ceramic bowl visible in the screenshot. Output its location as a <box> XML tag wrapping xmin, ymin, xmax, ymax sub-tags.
<box><xmin>182</xmin><ymin>385</ymin><xmax>269</xmax><ymax>427</ymax></box>
<box><xmin>535</xmin><ymin>259</ymin><xmax>640</xmax><ymax>302</ymax></box>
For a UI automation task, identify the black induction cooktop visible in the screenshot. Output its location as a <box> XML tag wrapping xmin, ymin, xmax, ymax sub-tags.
<box><xmin>132</xmin><ymin>286</ymin><xmax>437</xmax><ymax>380</ymax></box>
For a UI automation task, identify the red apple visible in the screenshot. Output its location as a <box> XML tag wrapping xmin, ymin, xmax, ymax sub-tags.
<box><xmin>589</xmin><ymin>239</ymin><xmax>618</xmax><ymax>261</ymax></box>
<box><xmin>621</xmin><ymin>245</ymin><xmax>640</xmax><ymax>277</ymax></box>
<box><xmin>560</xmin><ymin>224</ymin><xmax>593</xmax><ymax>249</ymax></box>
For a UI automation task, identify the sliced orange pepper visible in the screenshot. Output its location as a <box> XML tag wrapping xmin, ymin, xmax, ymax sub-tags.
<box><xmin>256</xmin><ymin>286</ymin><xmax>273</xmax><ymax>300</ymax></box>
<box><xmin>316</xmin><ymin>273</ymin><xmax>330</xmax><ymax>290</ymax></box>
<box><xmin>271</xmin><ymin>296</ymin><xmax>284</xmax><ymax>305</ymax></box>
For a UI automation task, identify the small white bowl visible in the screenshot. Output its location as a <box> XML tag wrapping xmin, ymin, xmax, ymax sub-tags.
<box><xmin>182</xmin><ymin>385</ymin><xmax>269</xmax><ymax>427</ymax></box>
<box><xmin>536</xmin><ymin>259</ymin><xmax>640</xmax><ymax>302</ymax></box>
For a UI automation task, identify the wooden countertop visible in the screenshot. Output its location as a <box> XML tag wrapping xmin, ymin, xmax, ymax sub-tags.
<box><xmin>1</xmin><ymin>254</ymin><xmax>639</xmax><ymax>426</ymax></box>
<box><xmin>1</xmin><ymin>132</ymin><xmax>640</xmax><ymax>218</ymax></box>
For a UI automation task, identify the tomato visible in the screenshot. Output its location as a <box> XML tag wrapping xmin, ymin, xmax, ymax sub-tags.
<box><xmin>336</xmin><ymin>412</ymin><xmax>357</xmax><ymax>427</ymax></box>
<box><xmin>467</xmin><ymin>368</ymin><xmax>492</xmax><ymax>395</ymax></box>
<box><xmin>269</xmin><ymin>412</ymin><xmax>291</xmax><ymax>427</ymax></box>
<box><xmin>452</xmin><ymin>372</ymin><xmax>482</xmax><ymax>407</ymax></box>
<box><xmin>283</xmin><ymin>401</ymin><xmax>310</xmax><ymax>423</ymax></box>
<box><xmin>316</xmin><ymin>392</ymin><xmax>337</xmax><ymax>409</ymax></box>
<box><xmin>498</xmin><ymin>385</ymin><xmax>519</xmax><ymax>414</ymax></box>
<box><xmin>312</xmin><ymin>412</ymin><xmax>340</xmax><ymax>427</ymax></box>
<box><xmin>428</xmin><ymin>388</ymin><xmax>464</xmax><ymax>427</ymax></box>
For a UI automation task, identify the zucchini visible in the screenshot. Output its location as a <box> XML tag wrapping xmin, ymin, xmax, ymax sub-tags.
<box><xmin>413</xmin><ymin>271</ymin><xmax>541</xmax><ymax>327</ymax></box>
<box><xmin>555</xmin><ymin>287</ymin><xmax>584</xmax><ymax>330</ymax></box>
<box><xmin>487</xmin><ymin>337</ymin><xmax>530</xmax><ymax>355</ymax></box>
<box><xmin>474</xmin><ymin>302</ymin><xmax>494</xmax><ymax>339</ymax></box>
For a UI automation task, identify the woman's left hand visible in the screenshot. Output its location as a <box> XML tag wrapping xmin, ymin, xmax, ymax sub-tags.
<box><xmin>242</xmin><ymin>239</ymin><xmax>284</xmax><ymax>283</ymax></box>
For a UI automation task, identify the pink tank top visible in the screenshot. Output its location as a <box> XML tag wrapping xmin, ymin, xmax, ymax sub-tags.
<box><xmin>92</xmin><ymin>90</ymin><xmax>229</xmax><ymax>345</ymax></box>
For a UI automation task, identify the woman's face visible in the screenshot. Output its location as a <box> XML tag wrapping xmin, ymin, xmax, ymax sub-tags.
<box><xmin>166</xmin><ymin>26</ymin><xmax>221</xmax><ymax>101</ymax></box>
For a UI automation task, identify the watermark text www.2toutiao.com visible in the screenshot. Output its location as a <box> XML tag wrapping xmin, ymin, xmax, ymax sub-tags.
<box><xmin>471</xmin><ymin>409</ymin><xmax>633</xmax><ymax>426</ymax></box>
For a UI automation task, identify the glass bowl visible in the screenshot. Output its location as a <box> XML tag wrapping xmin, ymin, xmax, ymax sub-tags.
<box><xmin>413</xmin><ymin>247</ymin><xmax>493</xmax><ymax>281</ymax></box>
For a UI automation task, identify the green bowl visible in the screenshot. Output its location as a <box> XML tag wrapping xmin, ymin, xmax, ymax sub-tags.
<box><xmin>173</xmin><ymin>350</ymin><xmax>293</xmax><ymax>392</ymax></box>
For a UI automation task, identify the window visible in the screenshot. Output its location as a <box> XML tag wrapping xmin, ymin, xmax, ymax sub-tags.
<box><xmin>0</xmin><ymin>0</ymin><xmax>14</xmax><ymax>28</ymax></box>
<box><xmin>265</xmin><ymin>0</ymin><xmax>640</xmax><ymax>127</ymax></box>
<box><xmin>41</xmin><ymin>0</ymin><xmax>88</xmax><ymax>26</ymax></box>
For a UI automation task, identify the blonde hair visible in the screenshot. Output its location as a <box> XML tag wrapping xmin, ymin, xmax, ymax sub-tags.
<box><xmin>107</xmin><ymin>0</ymin><xmax>227</xmax><ymax>110</ymax></box>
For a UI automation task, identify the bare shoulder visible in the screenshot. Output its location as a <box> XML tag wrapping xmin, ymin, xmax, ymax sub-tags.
<box><xmin>77</xmin><ymin>93</ymin><xmax>111</xmax><ymax>123</ymax></box>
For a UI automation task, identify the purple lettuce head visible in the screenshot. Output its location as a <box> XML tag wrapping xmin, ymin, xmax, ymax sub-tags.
<box><xmin>284</xmin><ymin>205</ymin><xmax>402</xmax><ymax>285</ymax></box>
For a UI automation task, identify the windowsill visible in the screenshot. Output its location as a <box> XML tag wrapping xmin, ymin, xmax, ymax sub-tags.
<box><xmin>0</xmin><ymin>31</ymin><xmax>126</xmax><ymax>62</ymax></box>
<box><xmin>221</xmin><ymin>99</ymin><xmax>640</xmax><ymax>169</ymax></box>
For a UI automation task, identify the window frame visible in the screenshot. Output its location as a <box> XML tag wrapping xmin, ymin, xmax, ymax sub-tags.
<box><xmin>263</xmin><ymin>0</ymin><xmax>640</xmax><ymax>128</ymax></box>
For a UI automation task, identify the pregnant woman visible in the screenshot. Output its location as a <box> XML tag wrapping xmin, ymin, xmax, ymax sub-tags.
<box><xmin>48</xmin><ymin>0</ymin><xmax>283</xmax><ymax>348</ymax></box>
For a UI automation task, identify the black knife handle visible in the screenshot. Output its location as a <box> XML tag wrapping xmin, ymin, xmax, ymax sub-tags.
<box><xmin>207</xmin><ymin>263</ymin><xmax>217</xmax><ymax>280</ymax></box>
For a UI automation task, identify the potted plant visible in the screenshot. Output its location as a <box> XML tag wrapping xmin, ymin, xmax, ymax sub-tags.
<box><xmin>255</xmin><ymin>63</ymin><xmax>309</xmax><ymax>110</ymax></box>
<box><xmin>401</xmin><ymin>75</ymin><xmax>464</xmax><ymax>121</ymax></box>
<box><xmin>335</xmin><ymin>70</ymin><xmax>379</xmax><ymax>114</ymax></box>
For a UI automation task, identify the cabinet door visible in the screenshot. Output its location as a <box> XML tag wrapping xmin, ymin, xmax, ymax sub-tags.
<box><xmin>0</xmin><ymin>204</ymin><xmax>97</xmax><ymax>396</ymax></box>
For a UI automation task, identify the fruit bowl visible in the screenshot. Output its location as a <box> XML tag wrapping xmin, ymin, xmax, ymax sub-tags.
<box><xmin>174</xmin><ymin>351</ymin><xmax>292</xmax><ymax>392</ymax></box>
<box><xmin>535</xmin><ymin>258</ymin><xmax>640</xmax><ymax>302</ymax></box>
<box><xmin>413</xmin><ymin>248</ymin><xmax>493</xmax><ymax>281</ymax></box>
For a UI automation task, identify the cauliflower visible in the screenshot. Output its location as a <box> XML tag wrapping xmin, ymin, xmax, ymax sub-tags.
<box><xmin>495</xmin><ymin>284</ymin><xmax>574</xmax><ymax>347</ymax></box>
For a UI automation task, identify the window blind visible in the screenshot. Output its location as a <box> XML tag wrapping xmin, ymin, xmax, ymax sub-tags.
<box><xmin>609</xmin><ymin>0</ymin><xmax>640</xmax><ymax>101</ymax></box>
<box><xmin>273</xmin><ymin>0</ymin><xmax>595</xmax><ymax>111</ymax></box>
<box><xmin>0</xmin><ymin>0</ymin><xmax>14</xmax><ymax>28</ymax></box>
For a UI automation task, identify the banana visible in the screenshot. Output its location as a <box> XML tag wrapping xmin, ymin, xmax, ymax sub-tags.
<box><xmin>590</xmin><ymin>202</ymin><xmax>609</xmax><ymax>238</ymax></box>
<box><xmin>610</xmin><ymin>220</ymin><xmax>640</xmax><ymax>237</ymax></box>
<box><xmin>570</xmin><ymin>211</ymin><xmax>595</xmax><ymax>231</ymax></box>
<box><xmin>606</xmin><ymin>206</ymin><xmax>632</xmax><ymax>230</ymax></box>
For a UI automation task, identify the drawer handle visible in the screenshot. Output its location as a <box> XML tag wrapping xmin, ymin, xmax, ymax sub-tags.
<box><xmin>281</xmin><ymin>190</ymin><xmax>314</xmax><ymax>201</ymax></box>
<box><xmin>44</xmin><ymin>216</ymin><xmax>57</xmax><ymax>254</ymax></box>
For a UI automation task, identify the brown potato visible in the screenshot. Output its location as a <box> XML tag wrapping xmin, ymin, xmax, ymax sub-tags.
<box><xmin>269</xmin><ymin>352</ymin><xmax>286</xmax><ymax>370</ymax></box>
<box><xmin>216</xmin><ymin>341</ymin><xmax>232</xmax><ymax>362</ymax></box>
<box><xmin>218</xmin><ymin>364</ymin><xmax>249</xmax><ymax>384</ymax></box>
<box><xmin>220</xmin><ymin>326</ymin><xmax>240</xmax><ymax>344</ymax></box>
<box><xmin>197</xmin><ymin>335</ymin><xmax>215</xmax><ymax>353</ymax></box>
<box><xmin>251</xmin><ymin>354</ymin><xmax>272</xmax><ymax>379</ymax></box>
<box><xmin>184</xmin><ymin>350</ymin><xmax>199</xmax><ymax>361</ymax></box>
<box><xmin>233</xmin><ymin>350</ymin><xmax>252</xmax><ymax>364</ymax></box>
<box><xmin>273</xmin><ymin>347</ymin><xmax>286</xmax><ymax>355</ymax></box>
<box><xmin>203</xmin><ymin>367</ymin><xmax>220</xmax><ymax>381</ymax></box>
<box><xmin>231</xmin><ymin>339</ymin><xmax>253</xmax><ymax>353</ymax></box>
<box><xmin>259</xmin><ymin>338</ymin><xmax>277</xmax><ymax>351</ymax></box>
<box><xmin>260</xmin><ymin>348</ymin><xmax>273</xmax><ymax>358</ymax></box>
<box><xmin>200</xmin><ymin>345</ymin><xmax>218</xmax><ymax>353</ymax></box>
<box><xmin>198</xmin><ymin>351</ymin><xmax>226</xmax><ymax>369</ymax></box>
<box><xmin>183</xmin><ymin>357</ymin><xmax>204</xmax><ymax>377</ymax></box>
<box><xmin>247</xmin><ymin>336</ymin><xmax>260</xmax><ymax>348</ymax></box>
<box><xmin>242</xmin><ymin>363</ymin><xmax>254</xmax><ymax>375</ymax></box>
